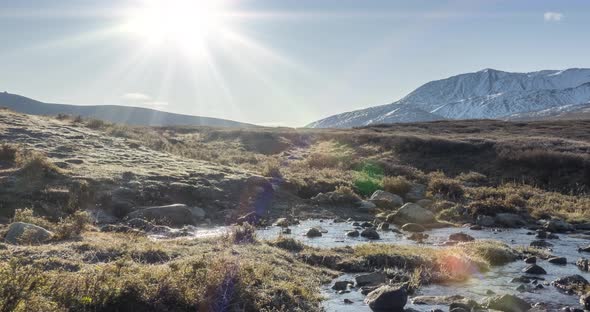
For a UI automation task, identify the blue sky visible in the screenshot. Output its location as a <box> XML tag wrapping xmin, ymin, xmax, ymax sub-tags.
<box><xmin>1</xmin><ymin>0</ymin><xmax>589</xmax><ymax>126</ymax></box>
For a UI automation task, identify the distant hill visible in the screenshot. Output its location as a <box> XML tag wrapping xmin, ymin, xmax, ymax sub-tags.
<box><xmin>0</xmin><ymin>92</ymin><xmax>255</xmax><ymax>128</ymax></box>
<box><xmin>308</xmin><ymin>68</ymin><xmax>590</xmax><ymax>128</ymax></box>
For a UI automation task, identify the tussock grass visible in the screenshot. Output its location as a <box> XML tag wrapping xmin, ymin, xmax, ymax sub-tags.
<box><xmin>12</xmin><ymin>208</ymin><xmax>90</xmax><ymax>241</ymax></box>
<box><xmin>0</xmin><ymin>230</ymin><xmax>333</xmax><ymax>312</ymax></box>
<box><xmin>382</xmin><ymin>176</ymin><xmax>412</xmax><ymax>196</ymax></box>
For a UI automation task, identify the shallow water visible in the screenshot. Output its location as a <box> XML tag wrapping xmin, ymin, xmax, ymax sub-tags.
<box><xmin>257</xmin><ymin>219</ymin><xmax>590</xmax><ymax>311</ymax></box>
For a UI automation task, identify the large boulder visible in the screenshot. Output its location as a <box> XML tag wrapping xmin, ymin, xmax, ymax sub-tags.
<box><xmin>361</xmin><ymin>228</ymin><xmax>380</xmax><ymax>240</ymax></box>
<box><xmin>543</xmin><ymin>218</ymin><xmax>574</xmax><ymax>233</ymax></box>
<box><xmin>4</xmin><ymin>222</ymin><xmax>53</xmax><ymax>245</ymax></box>
<box><xmin>405</xmin><ymin>184</ymin><xmax>426</xmax><ymax>202</ymax></box>
<box><xmin>306</xmin><ymin>228</ymin><xmax>322</xmax><ymax>238</ymax></box>
<box><xmin>522</xmin><ymin>264</ymin><xmax>546</xmax><ymax>275</ymax></box>
<box><xmin>364</xmin><ymin>284</ymin><xmax>408</xmax><ymax>312</ymax></box>
<box><xmin>476</xmin><ymin>215</ymin><xmax>495</xmax><ymax>227</ymax></box>
<box><xmin>552</xmin><ymin>275</ymin><xmax>589</xmax><ymax>295</ymax></box>
<box><xmin>369</xmin><ymin>190</ymin><xmax>404</xmax><ymax>209</ymax></box>
<box><xmin>449</xmin><ymin>232</ymin><xmax>475</xmax><ymax>242</ymax></box>
<box><xmin>126</xmin><ymin>204</ymin><xmax>197</xmax><ymax>227</ymax></box>
<box><xmin>485</xmin><ymin>294</ymin><xmax>531</xmax><ymax>312</ymax></box>
<box><xmin>388</xmin><ymin>203</ymin><xmax>435</xmax><ymax>224</ymax></box>
<box><xmin>401</xmin><ymin>223</ymin><xmax>426</xmax><ymax>233</ymax></box>
<box><xmin>577</xmin><ymin>258</ymin><xmax>590</xmax><ymax>271</ymax></box>
<box><xmin>547</xmin><ymin>256</ymin><xmax>567</xmax><ymax>265</ymax></box>
<box><xmin>358</xmin><ymin>200</ymin><xmax>377</xmax><ymax>211</ymax></box>
<box><xmin>355</xmin><ymin>272</ymin><xmax>387</xmax><ymax>287</ymax></box>
<box><xmin>494</xmin><ymin>213</ymin><xmax>525</xmax><ymax>228</ymax></box>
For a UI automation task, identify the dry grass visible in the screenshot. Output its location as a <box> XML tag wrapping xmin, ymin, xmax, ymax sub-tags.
<box><xmin>12</xmin><ymin>208</ymin><xmax>91</xmax><ymax>241</ymax></box>
<box><xmin>382</xmin><ymin>176</ymin><xmax>412</xmax><ymax>196</ymax></box>
<box><xmin>0</xmin><ymin>229</ymin><xmax>334</xmax><ymax>312</ymax></box>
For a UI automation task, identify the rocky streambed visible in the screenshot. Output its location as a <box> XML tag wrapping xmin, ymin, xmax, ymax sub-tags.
<box><xmin>256</xmin><ymin>219</ymin><xmax>590</xmax><ymax>311</ymax></box>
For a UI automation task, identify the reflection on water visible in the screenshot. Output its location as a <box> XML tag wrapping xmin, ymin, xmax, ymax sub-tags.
<box><xmin>257</xmin><ymin>219</ymin><xmax>590</xmax><ymax>311</ymax></box>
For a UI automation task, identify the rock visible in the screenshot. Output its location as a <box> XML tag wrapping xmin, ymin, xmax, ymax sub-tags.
<box><xmin>535</xmin><ymin>230</ymin><xmax>548</xmax><ymax>239</ymax></box>
<box><xmin>369</xmin><ymin>190</ymin><xmax>404</xmax><ymax>209</ymax></box>
<box><xmin>476</xmin><ymin>215</ymin><xmax>495</xmax><ymax>227</ymax></box>
<box><xmin>332</xmin><ymin>280</ymin><xmax>353</xmax><ymax>291</ymax></box>
<box><xmin>364</xmin><ymin>284</ymin><xmax>408</xmax><ymax>312</ymax></box>
<box><xmin>358</xmin><ymin>200</ymin><xmax>377</xmax><ymax>211</ymax></box>
<box><xmin>236</xmin><ymin>211</ymin><xmax>263</xmax><ymax>226</ymax></box>
<box><xmin>494</xmin><ymin>213</ymin><xmax>525</xmax><ymax>228</ymax></box>
<box><xmin>530</xmin><ymin>240</ymin><xmax>553</xmax><ymax>248</ymax></box>
<box><xmin>450</xmin><ymin>299</ymin><xmax>480</xmax><ymax>311</ymax></box>
<box><xmin>485</xmin><ymin>294</ymin><xmax>531</xmax><ymax>312</ymax></box>
<box><xmin>449</xmin><ymin>232</ymin><xmax>475</xmax><ymax>242</ymax></box>
<box><xmin>548</xmin><ymin>256</ymin><xmax>567</xmax><ymax>265</ymax></box>
<box><xmin>407</xmin><ymin>233</ymin><xmax>428</xmax><ymax>241</ymax></box>
<box><xmin>524</xmin><ymin>256</ymin><xmax>537</xmax><ymax>264</ymax></box>
<box><xmin>577</xmin><ymin>258</ymin><xmax>590</xmax><ymax>271</ymax></box>
<box><xmin>355</xmin><ymin>272</ymin><xmax>387</xmax><ymax>287</ymax></box>
<box><xmin>281</xmin><ymin>228</ymin><xmax>291</xmax><ymax>234</ymax></box>
<box><xmin>389</xmin><ymin>203</ymin><xmax>435</xmax><ymax>224</ymax></box>
<box><xmin>401</xmin><ymin>223</ymin><xmax>426</xmax><ymax>232</ymax></box>
<box><xmin>523</xmin><ymin>264</ymin><xmax>547</xmax><ymax>275</ymax></box>
<box><xmin>543</xmin><ymin>218</ymin><xmax>574</xmax><ymax>233</ymax></box>
<box><xmin>405</xmin><ymin>184</ymin><xmax>426</xmax><ymax>202</ymax></box>
<box><xmin>360</xmin><ymin>221</ymin><xmax>374</xmax><ymax>228</ymax></box>
<box><xmin>343</xmin><ymin>298</ymin><xmax>353</xmax><ymax>304</ymax></box>
<box><xmin>511</xmin><ymin>276</ymin><xmax>531</xmax><ymax>283</ymax></box>
<box><xmin>126</xmin><ymin>218</ymin><xmax>154</xmax><ymax>231</ymax></box>
<box><xmin>126</xmin><ymin>204</ymin><xmax>196</xmax><ymax>227</ymax></box>
<box><xmin>306</xmin><ymin>228</ymin><xmax>322</xmax><ymax>238</ymax></box>
<box><xmin>552</xmin><ymin>275</ymin><xmax>589</xmax><ymax>295</ymax></box>
<box><xmin>361</xmin><ymin>228</ymin><xmax>380</xmax><ymax>240</ymax></box>
<box><xmin>273</xmin><ymin>218</ymin><xmax>290</xmax><ymax>227</ymax></box>
<box><xmin>187</xmin><ymin>206</ymin><xmax>206</xmax><ymax>219</ymax></box>
<box><xmin>578</xmin><ymin>246</ymin><xmax>590</xmax><ymax>253</ymax></box>
<box><xmin>470</xmin><ymin>225</ymin><xmax>482</xmax><ymax>230</ymax></box>
<box><xmin>4</xmin><ymin>222</ymin><xmax>53</xmax><ymax>245</ymax></box>
<box><xmin>411</xmin><ymin>295</ymin><xmax>466</xmax><ymax>305</ymax></box>
<box><xmin>100</xmin><ymin>224</ymin><xmax>136</xmax><ymax>233</ymax></box>
<box><xmin>581</xmin><ymin>293</ymin><xmax>590</xmax><ymax>310</ymax></box>
<box><xmin>516</xmin><ymin>284</ymin><xmax>527</xmax><ymax>292</ymax></box>
<box><xmin>377</xmin><ymin>222</ymin><xmax>390</xmax><ymax>231</ymax></box>
<box><xmin>346</xmin><ymin>230</ymin><xmax>360</xmax><ymax>237</ymax></box>
<box><xmin>416</xmin><ymin>199</ymin><xmax>433</xmax><ymax>208</ymax></box>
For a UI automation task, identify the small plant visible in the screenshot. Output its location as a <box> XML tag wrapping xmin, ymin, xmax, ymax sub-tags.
<box><xmin>261</xmin><ymin>158</ymin><xmax>282</xmax><ymax>178</ymax></box>
<box><xmin>14</xmin><ymin>149</ymin><xmax>60</xmax><ymax>182</ymax></box>
<box><xmin>353</xmin><ymin>174</ymin><xmax>381</xmax><ymax>197</ymax></box>
<box><xmin>382</xmin><ymin>176</ymin><xmax>412</xmax><ymax>196</ymax></box>
<box><xmin>227</xmin><ymin>223</ymin><xmax>257</xmax><ymax>244</ymax></box>
<box><xmin>271</xmin><ymin>237</ymin><xmax>305</xmax><ymax>252</ymax></box>
<box><xmin>428</xmin><ymin>176</ymin><xmax>464</xmax><ymax>200</ymax></box>
<box><xmin>85</xmin><ymin>118</ymin><xmax>107</xmax><ymax>129</ymax></box>
<box><xmin>54</xmin><ymin>211</ymin><xmax>91</xmax><ymax>240</ymax></box>
<box><xmin>333</xmin><ymin>185</ymin><xmax>356</xmax><ymax>197</ymax></box>
<box><xmin>456</xmin><ymin>171</ymin><xmax>487</xmax><ymax>184</ymax></box>
<box><xmin>12</xmin><ymin>208</ymin><xmax>53</xmax><ymax>230</ymax></box>
<box><xmin>0</xmin><ymin>143</ymin><xmax>18</xmax><ymax>163</ymax></box>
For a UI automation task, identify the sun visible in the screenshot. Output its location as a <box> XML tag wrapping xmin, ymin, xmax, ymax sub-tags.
<box><xmin>124</xmin><ymin>0</ymin><xmax>228</xmax><ymax>53</ymax></box>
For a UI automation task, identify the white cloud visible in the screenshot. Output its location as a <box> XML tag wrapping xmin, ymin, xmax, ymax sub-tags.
<box><xmin>122</xmin><ymin>92</ymin><xmax>152</xmax><ymax>101</ymax></box>
<box><xmin>544</xmin><ymin>11</ymin><xmax>563</xmax><ymax>22</ymax></box>
<box><xmin>122</xmin><ymin>93</ymin><xmax>168</xmax><ymax>108</ymax></box>
<box><xmin>144</xmin><ymin>101</ymin><xmax>169</xmax><ymax>108</ymax></box>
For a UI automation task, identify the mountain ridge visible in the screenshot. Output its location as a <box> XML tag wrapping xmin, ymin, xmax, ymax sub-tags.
<box><xmin>307</xmin><ymin>68</ymin><xmax>590</xmax><ymax>128</ymax></box>
<box><xmin>0</xmin><ymin>92</ymin><xmax>255</xmax><ymax>128</ymax></box>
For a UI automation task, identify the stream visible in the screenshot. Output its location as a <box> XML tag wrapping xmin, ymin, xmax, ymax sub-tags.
<box><xmin>256</xmin><ymin>219</ymin><xmax>590</xmax><ymax>311</ymax></box>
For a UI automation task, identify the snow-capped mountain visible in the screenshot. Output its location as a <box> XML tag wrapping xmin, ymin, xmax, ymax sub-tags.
<box><xmin>307</xmin><ymin>68</ymin><xmax>590</xmax><ymax>128</ymax></box>
<box><xmin>507</xmin><ymin>102</ymin><xmax>590</xmax><ymax>121</ymax></box>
